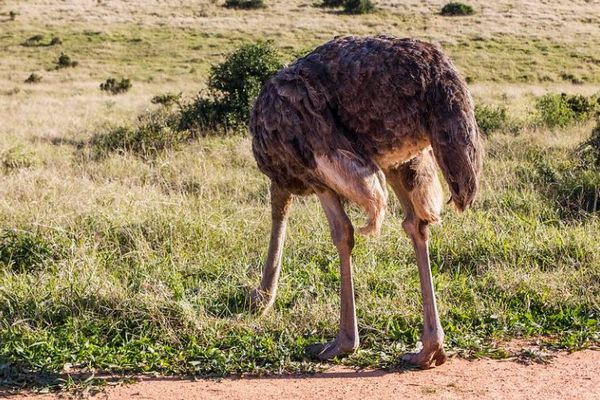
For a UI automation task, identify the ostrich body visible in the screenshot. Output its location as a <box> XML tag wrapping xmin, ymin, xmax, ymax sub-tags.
<box><xmin>250</xmin><ymin>36</ymin><xmax>483</xmax><ymax>368</ymax></box>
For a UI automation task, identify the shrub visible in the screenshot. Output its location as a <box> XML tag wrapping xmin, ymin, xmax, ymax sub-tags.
<box><xmin>22</xmin><ymin>34</ymin><xmax>44</xmax><ymax>46</ymax></box>
<box><xmin>441</xmin><ymin>2</ymin><xmax>474</xmax><ymax>16</ymax></box>
<box><xmin>91</xmin><ymin>109</ymin><xmax>191</xmax><ymax>158</ymax></box>
<box><xmin>181</xmin><ymin>40</ymin><xmax>283</xmax><ymax>132</ymax></box>
<box><xmin>24</xmin><ymin>72</ymin><xmax>42</xmax><ymax>84</ymax></box>
<box><xmin>0</xmin><ymin>146</ymin><xmax>38</xmax><ymax>171</ymax></box>
<box><xmin>535</xmin><ymin>93</ymin><xmax>598</xmax><ymax>128</ymax></box>
<box><xmin>55</xmin><ymin>53</ymin><xmax>78</xmax><ymax>69</ymax></box>
<box><xmin>475</xmin><ymin>104</ymin><xmax>510</xmax><ymax>136</ymax></box>
<box><xmin>578</xmin><ymin>118</ymin><xmax>600</xmax><ymax>167</ymax></box>
<box><xmin>343</xmin><ymin>0</ymin><xmax>375</xmax><ymax>14</ymax></box>
<box><xmin>0</xmin><ymin>229</ymin><xmax>58</xmax><ymax>273</ymax></box>
<box><xmin>224</xmin><ymin>0</ymin><xmax>265</xmax><ymax>9</ymax></box>
<box><xmin>99</xmin><ymin>77</ymin><xmax>132</xmax><ymax>95</ymax></box>
<box><xmin>49</xmin><ymin>36</ymin><xmax>62</xmax><ymax>46</ymax></box>
<box><xmin>151</xmin><ymin>92</ymin><xmax>182</xmax><ymax>108</ymax></box>
<box><xmin>321</xmin><ymin>0</ymin><xmax>344</xmax><ymax>7</ymax></box>
<box><xmin>9</xmin><ymin>11</ymin><xmax>17</xmax><ymax>20</ymax></box>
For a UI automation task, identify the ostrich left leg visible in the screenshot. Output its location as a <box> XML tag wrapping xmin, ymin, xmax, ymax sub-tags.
<box><xmin>385</xmin><ymin>151</ymin><xmax>447</xmax><ymax>368</ymax></box>
<box><xmin>306</xmin><ymin>189</ymin><xmax>359</xmax><ymax>360</ymax></box>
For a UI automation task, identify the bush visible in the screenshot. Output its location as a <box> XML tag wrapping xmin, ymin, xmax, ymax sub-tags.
<box><xmin>151</xmin><ymin>92</ymin><xmax>182</xmax><ymax>108</ymax></box>
<box><xmin>224</xmin><ymin>0</ymin><xmax>265</xmax><ymax>9</ymax></box>
<box><xmin>55</xmin><ymin>53</ymin><xmax>78</xmax><ymax>69</ymax></box>
<box><xmin>441</xmin><ymin>2</ymin><xmax>474</xmax><ymax>16</ymax></box>
<box><xmin>24</xmin><ymin>72</ymin><xmax>42</xmax><ymax>84</ymax></box>
<box><xmin>181</xmin><ymin>40</ymin><xmax>283</xmax><ymax>132</ymax></box>
<box><xmin>0</xmin><ymin>229</ymin><xmax>58</xmax><ymax>273</ymax></box>
<box><xmin>535</xmin><ymin>93</ymin><xmax>598</xmax><ymax>128</ymax></box>
<box><xmin>49</xmin><ymin>36</ymin><xmax>62</xmax><ymax>46</ymax></box>
<box><xmin>321</xmin><ymin>0</ymin><xmax>344</xmax><ymax>7</ymax></box>
<box><xmin>578</xmin><ymin>118</ymin><xmax>600</xmax><ymax>167</ymax></box>
<box><xmin>22</xmin><ymin>34</ymin><xmax>44</xmax><ymax>46</ymax></box>
<box><xmin>91</xmin><ymin>109</ymin><xmax>191</xmax><ymax>158</ymax></box>
<box><xmin>343</xmin><ymin>0</ymin><xmax>375</xmax><ymax>14</ymax></box>
<box><xmin>0</xmin><ymin>146</ymin><xmax>38</xmax><ymax>171</ymax></box>
<box><xmin>99</xmin><ymin>77</ymin><xmax>132</xmax><ymax>95</ymax></box>
<box><xmin>9</xmin><ymin>11</ymin><xmax>17</xmax><ymax>21</ymax></box>
<box><xmin>475</xmin><ymin>104</ymin><xmax>510</xmax><ymax>136</ymax></box>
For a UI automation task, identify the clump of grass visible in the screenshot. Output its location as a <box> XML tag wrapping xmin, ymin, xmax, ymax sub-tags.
<box><xmin>99</xmin><ymin>77</ymin><xmax>132</xmax><ymax>95</ymax></box>
<box><xmin>21</xmin><ymin>35</ymin><xmax>61</xmax><ymax>47</ymax></box>
<box><xmin>441</xmin><ymin>2</ymin><xmax>474</xmax><ymax>16</ymax></box>
<box><xmin>224</xmin><ymin>0</ymin><xmax>265</xmax><ymax>9</ymax></box>
<box><xmin>48</xmin><ymin>36</ymin><xmax>62</xmax><ymax>46</ymax></box>
<box><xmin>151</xmin><ymin>92</ymin><xmax>182</xmax><ymax>108</ymax></box>
<box><xmin>24</xmin><ymin>72</ymin><xmax>42</xmax><ymax>84</ymax></box>
<box><xmin>0</xmin><ymin>229</ymin><xmax>59</xmax><ymax>273</ymax></box>
<box><xmin>9</xmin><ymin>10</ymin><xmax>17</xmax><ymax>21</ymax></box>
<box><xmin>55</xmin><ymin>53</ymin><xmax>78</xmax><ymax>69</ymax></box>
<box><xmin>319</xmin><ymin>0</ymin><xmax>375</xmax><ymax>14</ymax></box>
<box><xmin>560</xmin><ymin>72</ymin><xmax>584</xmax><ymax>85</ymax></box>
<box><xmin>91</xmin><ymin>109</ymin><xmax>190</xmax><ymax>158</ymax></box>
<box><xmin>0</xmin><ymin>146</ymin><xmax>38</xmax><ymax>171</ymax></box>
<box><xmin>535</xmin><ymin>93</ymin><xmax>599</xmax><ymax>128</ymax></box>
<box><xmin>475</xmin><ymin>104</ymin><xmax>512</xmax><ymax>136</ymax></box>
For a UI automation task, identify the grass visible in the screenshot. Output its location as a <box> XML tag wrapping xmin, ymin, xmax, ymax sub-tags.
<box><xmin>0</xmin><ymin>0</ymin><xmax>599</xmax><ymax>390</ymax></box>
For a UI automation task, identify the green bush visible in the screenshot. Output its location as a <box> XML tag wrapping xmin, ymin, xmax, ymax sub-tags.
<box><xmin>181</xmin><ymin>40</ymin><xmax>283</xmax><ymax>132</ymax></box>
<box><xmin>151</xmin><ymin>92</ymin><xmax>182</xmax><ymax>108</ymax></box>
<box><xmin>91</xmin><ymin>109</ymin><xmax>191</xmax><ymax>158</ymax></box>
<box><xmin>99</xmin><ymin>77</ymin><xmax>132</xmax><ymax>95</ymax></box>
<box><xmin>343</xmin><ymin>0</ymin><xmax>375</xmax><ymax>14</ymax></box>
<box><xmin>0</xmin><ymin>229</ymin><xmax>58</xmax><ymax>273</ymax></box>
<box><xmin>535</xmin><ymin>93</ymin><xmax>598</xmax><ymax>128</ymax></box>
<box><xmin>224</xmin><ymin>0</ymin><xmax>265</xmax><ymax>9</ymax></box>
<box><xmin>475</xmin><ymin>104</ymin><xmax>510</xmax><ymax>136</ymax></box>
<box><xmin>441</xmin><ymin>2</ymin><xmax>474</xmax><ymax>16</ymax></box>
<box><xmin>24</xmin><ymin>72</ymin><xmax>42</xmax><ymax>84</ymax></box>
<box><xmin>579</xmin><ymin>118</ymin><xmax>600</xmax><ymax>167</ymax></box>
<box><xmin>321</xmin><ymin>0</ymin><xmax>344</xmax><ymax>7</ymax></box>
<box><xmin>55</xmin><ymin>53</ymin><xmax>78</xmax><ymax>69</ymax></box>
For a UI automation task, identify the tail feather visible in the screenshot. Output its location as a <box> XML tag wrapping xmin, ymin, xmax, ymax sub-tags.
<box><xmin>427</xmin><ymin>73</ymin><xmax>483</xmax><ymax>212</ymax></box>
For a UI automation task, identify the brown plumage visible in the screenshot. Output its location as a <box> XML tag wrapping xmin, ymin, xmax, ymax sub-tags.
<box><xmin>249</xmin><ymin>35</ymin><xmax>483</xmax><ymax>368</ymax></box>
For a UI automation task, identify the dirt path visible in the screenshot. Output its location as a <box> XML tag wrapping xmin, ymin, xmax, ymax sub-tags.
<box><xmin>9</xmin><ymin>350</ymin><xmax>600</xmax><ymax>400</ymax></box>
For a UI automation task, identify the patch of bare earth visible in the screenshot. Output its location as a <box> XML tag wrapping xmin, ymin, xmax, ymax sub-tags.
<box><xmin>10</xmin><ymin>349</ymin><xmax>599</xmax><ymax>400</ymax></box>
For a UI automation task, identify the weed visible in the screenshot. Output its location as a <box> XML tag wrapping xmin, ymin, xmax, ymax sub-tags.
<box><xmin>99</xmin><ymin>78</ymin><xmax>132</xmax><ymax>95</ymax></box>
<box><xmin>55</xmin><ymin>53</ymin><xmax>78</xmax><ymax>69</ymax></box>
<box><xmin>0</xmin><ymin>146</ymin><xmax>38</xmax><ymax>171</ymax></box>
<box><xmin>224</xmin><ymin>0</ymin><xmax>265</xmax><ymax>10</ymax></box>
<box><xmin>24</xmin><ymin>72</ymin><xmax>42</xmax><ymax>84</ymax></box>
<box><xmin>151</xmin><ymin>92</ymin><xmax>182</xmax><ymax>108</ymax></box>
<box><xmin>441</xmin><ymin>2</ymin><xmax>475</xmax><ymax>16</ymax></box>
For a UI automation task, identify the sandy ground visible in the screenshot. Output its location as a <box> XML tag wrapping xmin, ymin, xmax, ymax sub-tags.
<box><xmin>6</xmin><ymin>349</ymin><xmax>599</xmax><ymax>400</ymax></box>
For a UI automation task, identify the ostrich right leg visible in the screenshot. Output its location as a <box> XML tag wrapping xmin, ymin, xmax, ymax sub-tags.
<box><xmin>385</xmin><ymin>151</ymin><xmax>448</xmax><ymax>369</ymax></box>
<box><xmin>250</xmin><ymin>182</ymin><xmax>293</xmax><ymax>313</ymax></box>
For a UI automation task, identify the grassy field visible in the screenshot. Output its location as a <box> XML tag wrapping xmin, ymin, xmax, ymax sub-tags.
<box><xmin>0</xmin><ymin>0</ymin><xmax>599</xmax><ymax>389</ymax></box>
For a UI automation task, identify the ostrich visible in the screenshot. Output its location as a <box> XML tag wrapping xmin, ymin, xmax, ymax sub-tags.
<box><xmin>249</xmin><ymin>35</ymin><xmax>483</xmax><ymax>369</ymax></box>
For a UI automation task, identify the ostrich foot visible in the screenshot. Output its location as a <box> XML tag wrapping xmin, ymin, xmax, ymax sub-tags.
<box><xmin>306</xmin><ymin>336</ymin><xmax>358</xmax><ymax>360</ymax></box>
<box><xmin>249</xmin><ymin>287</ymin><xmax>274</xmax><ymax>314</ymax></box>
<box><xmin>402</xmin><ymin>346</ymin><xmax>448</xmax><ymax>369</ymax></box>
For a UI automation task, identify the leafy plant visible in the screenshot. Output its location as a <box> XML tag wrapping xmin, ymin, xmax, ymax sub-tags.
<box><xmin>441</xmin><ymin>2</ymin><xmax>475</xmax><ymax>16</ymax></box>
<box><xmin>24</xmin><ymin>72</ymin><xmax>42</xmax><ymax>84</ymax></box>
<box><xmin>55</xmin><ymin>53</ymin><xmax>78</xmax><ymax>69</ymax></box>
<box><xmin>475</xmin><ymin>104</ymin><xmax>510</xmax><ymax>136</ymax></box>
<box><xmin>343</xmin><ymin>0</ymin><xmax>375</xmax><ymax>14</ymax></box>
<box><xmin>535</xmin><ymin>93</ymin><xmax>598</xmax><ymax>128</ymax></box>
<box><xmin>224</xmin><ymin>0</ymin><xmax>265</xmax><ymax>9</ymax></box>
<box><xmin>99</xmin><ymin>77</ymin><xmax>132</xmax><ymax>95</ymax></box>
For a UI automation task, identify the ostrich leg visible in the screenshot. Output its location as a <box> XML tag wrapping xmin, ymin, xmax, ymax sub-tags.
<box><xmin>386</xmin><ymin>159</ymin><xmax>447</xmax><ymax>369</ymax></box>
<box><xmin>250</xmin><ymin>183</ymin><xmax>292</xmax><ymax>313</ymax></box>
<box><xmin>306</xmin><ymin>189</ymin><xmax>359</xmax><ymax>360</ymax></box>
